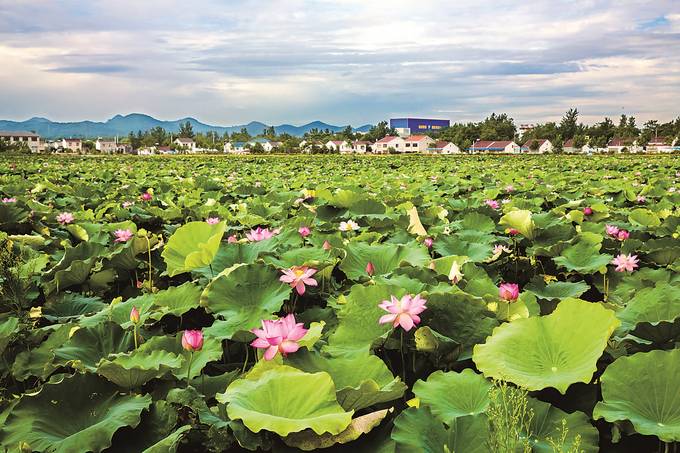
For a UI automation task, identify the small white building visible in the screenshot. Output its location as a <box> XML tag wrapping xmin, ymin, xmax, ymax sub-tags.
<box><xmin>0</xmin><ymin>130</ymin><xmax>41</xmax><ymax>153</ymax></box>
<box><xmin>428</xmin><ymin>141</ymin><xmax>461</xmax><ymax>154</ymax></box>
<box><xmin>224</xmin><ymin>142</ymin><xmax>249</xmax><ymax>154</ymax></box>
<box><xmin>607</xmin><ymin>138</ymin><xmax>639</xmax><ymax>153</ymax></box>
<box><xmin>61</xmin><ymin>138</ymin><xmax>83</xmax><ymax>153</ymax></box>
<box><xmin>325</xmin><ymin>140</ymin><xmax>344</xmax><ymax>152</ymax></box>
<box><xmin>521</xmin><ymin>139</ymin><xmax>553</xmax><ymax>154</ymax></box>
<box><xmin>95</xmin><ymin>139</ymin><xmax>118</xmax><ymax>154</ymax></box>
<box><xmin>174</xmin><ymin>137</ymin><xmax>196</xmax><ymax>152</ymax></box>
<box><xmin>645</xmin><ymin>138</ymin><xmax>675</xmax><ymax>153</ymax></box>
<box><xmin>403</xmin><ymin>135</ymin><xmax>436</xmax><ymax>153</ymax></box>
<box><xmin>469</xmin><ymin>140</ymin><xmax>520</xmax><ymax>154</ymax></box>
<box><xmin>373</xmin><ymin>135</ymin><xmax>406</xmax><ymax>153</ymax></box>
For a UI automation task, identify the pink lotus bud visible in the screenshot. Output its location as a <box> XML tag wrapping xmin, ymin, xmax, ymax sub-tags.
<box><xmin>322</xmin><ymin>240</ymin><xmax>332</xmax><ymax>251</ymax></box>
<box><xmin>507</xmin><ymin>228</ymin><xmax>520</xmax><ymax>236</ymax></box>
<box><xmin>423</xmin><ymin>237</ymin><xmax>433</xmax><ymax>248</ymax></box>
<box><xmin>141</xmin><ymin>192</ymin><xmax>153</xmax><ymax>201</ymax></box>
<box><xmin>298</xmin><ymin>226</ymin><xmax>311</xmax><ymax>237</ymax></box>
<box><xmin>181</xmin><ymin>330</ymin><xmax>204</xmax><ymax>352</ymax></box>
<box><xmin>617</xmin><ymin>230</ymin><xmax>630</xmax><ymax>241</ymax></box>
<box><xmin>227</xmin><ymin>235</ymin><xmax>238</xmax><ymax>243</ymax></box>
<box><xmin>130</xmin><ymin>306</ymin><xmax>140</xmax><ymax>324</ymax></box>
<box><xmin>499</xmin><ymin>283</ymin><xmax>520</xmax><ymax>302</ymax></box>
<box><xmin>366</xmin><ymin>261</ymin><xmax>375</xmax><ymax>277</ymax></box>
<box><xmin>583</xmin><ymin>207</ymin><xmax>593</xmax><ymax>216</ymax></box>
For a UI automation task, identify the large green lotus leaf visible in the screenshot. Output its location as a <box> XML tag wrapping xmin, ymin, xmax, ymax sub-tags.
<box><xmin>499</xmin><ymin>209</ymin><xmax>536</xmax><ymax>239</ymax></box>
<box><xmin>0</xmin><ymin>373</ymin><xmax>152</xmax><ymax>453</ymax></box>
<box><xmin>200</xmin><ymin>263</ymin><xmax>289</xmax><ymax>339</ymax></box>
<box><xmin>524</xmin><ymin>277</ymin><xmax>590</xmax><ymax>301</ymax></box>
<box><xmin>628</xmin><ymin>208</ymin><xmax>661</xmax><ymax>228</ymax></box>
<box><xmin>262</xmin><ymin>246</ymin><xmax>336</xmax><ymax>269</ymax></box>
<box><xmin>461</xmin><ymin>212</ymin><xmax>496</xmax><ymax>233</ymax></box>
<box><xmin>285</xmin><ymin>350</ymin><xmax>406</xmax><ymax>411</ymax></box>
<box><xmin>527</xmin><ymin>398</ymin><xmax>599</xmax><ymax>453</ymax></box>
<box><xmin>617</xmin><ymin>283</ymin><xmax>680</xmax><ymax>339</ymax></box>
<box><xmin>12</xmin><ymin>324</ymin><xmax>72</xmax><ymax>381</ymax></box>
<box><xmin>339</xmin><ymin>242</ymin><xmax>430</xmax><ymax>280</ymax></box>
<box><xmin>0</xmin><ymin>317</ymin><xmax>19</xmax><ymax>355</ymax></box>
<box><xmin>97</xmin><ymin>348</ymin><xmax>183</xmax><ymax>388</ymax></box>
<box><xmin>54</xmin><ymin>322</ymin><xmax>135</xmax><ymax>371</ymax></box>
<box><xmin>419</xmin><ymin>292</ymin><xmax>498</xmax><ymax>357</ymax></box>
<box><xmin>593</xmin><ymin>349</ymin><xmax>680</xmax><ymax>441</ymax></box>
<box><xmin>325</xmin><ymin>283</ymin><xmax>406</xmax><ymax>355</ymax></box>
<box><xmin>412</xmin><ymin>369</ymin><xmax>491</xmax><ymax>423</ymax></box>
<box><xmin>217</xmin><ymin>365</ymin><xmax>353</xmax><ymax>436</ymax></box>
<box><xmin>444</xmin><ymin>414</ymin><xmax>490</xmax><ymax>453</ymax></box>
<box><xmin>80</xmin><ymin>292</ymin><xmax>155</xmax><ymax>328</ymax></box>
<box><xmin>552</xmin><ymin>241</ymin><xmax>612</xmax><ymax>274</ymax></box>
<box><xmin>149</xmin><ymin>282</ymin><xmax>202</xmax><ymax>320</ymax></box>
<box><xmin>161</xmin><ymin>221</ymin><xmax>226</xmax><ymax>277</ymax></box>
<box><xmin>140</xmin><ymin>334</ymin><xmax>223</xmax><ymax>380</ymax></box>
<box><xmin>283</xmin><ymin>408</ymin><xmax>390</xmax><ymax>451</ymax></box>
<box><xmin>43</xmin><ymin>242</ymin><xmax>105</xmax><ymax>294</ymax></box>
<box><xmin>473</xmin><ymin>298</ymin><xmax>619</xmax><ymax>393</ymax></box>
<box><xmin>41</xmin><ymin>293</ymin><xmax>108</xmax><ymax>322</ymax></box>
<box><xmin>433</xmin><ymin>236</ymin><xmax>493</xmax><ymax>263</ymax></box>
<box><xmin>390</xmin><ymin>406</ymin><xmax>448</xmax><ymax>453</ymax></box>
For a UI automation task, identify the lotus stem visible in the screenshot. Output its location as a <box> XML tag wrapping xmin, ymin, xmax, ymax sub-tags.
<box><xmin>186</xmin><ymin>351</ymin><xmax>194</xmax><ymax>388</ymax></box>
<box><xmin>242</xmin><ymin>345</ymin><xmax>249</xmax><ymax>374</ymax></box>
<box><xmin>400</xmin><ymin>329</ymin><xmax>406</xmax><ymax>383</ymax></box>
<box><xmin>209</xmin><ymin>263</ymin><xmax>214</xmax><ymax>279</ymax></box>
<box><xmin>146</xmin><ymin>235</ymin><xmax>152</xmax><ymax>290</ymax></box>
<box><xmin>133</xmin><ymin>325</ymin><xmax>138</xmax><ymax>350</ymax></box>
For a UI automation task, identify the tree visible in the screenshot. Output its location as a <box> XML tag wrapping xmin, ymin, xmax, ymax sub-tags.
<box><xmin>251</xmin><ymin>142</ymin><xmax>265</xmax><ymax>154</ymax></box>
<box><xmin>479</xmin><ymin>113</ymin><xmax>516</xmax><ymax>140</ymax></box>
<box><xmin>528</xmin><ymin>140</ymin><xmax>540</xmax><ymax>153</ymax></box>
<box><xmin>559</xmin><ymin>108</ymin><xmax>579</xmax><ymax>140</ymax></box>
<box><xmin>573</xmin><ymin>134</ymin><xmax>586</xmax><ymax>150</ymax></box>
<box><xmin>179</xmin><ymin>121</ymin><xmax>194</xmax><ymax>138</ymax></box>
<box><xmin>553</xmin><ymin>135</ymin><xmax>564</xmax><ymax>154</ymax></box>
<box><xmin>262</xmin><ymin>126</ymin><xmax>276</xmax><ymax>139</ymax></box>
<box><xmin>364</xmin><ymin>121</ymin><xmax>395</xmax><ymax>142</ymax></box>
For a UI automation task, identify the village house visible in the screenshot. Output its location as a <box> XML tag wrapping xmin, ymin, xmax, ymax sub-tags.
<box><xmin>61</xmin><ymin>138</ymin><xmax>83</xmax><ymax>153</ymax></box>
<box><xmin>403</xmin><ymin>135</ymin><xmax>436</xmax><ymax>153</ymax></box>
<box><xmin>469</xmin><ymin>140</ymin><xmax>520</xmax><ymax>154</ymax></box>
<box><xmin>521</xmin><ymin>139</ymin><xmax>553</xmax><ymax>154</ymax></box>
<box><xmin>607</xmin><ymin>138</ymin><xmax>639</xmax><ymax>153</ymax></box>
<box><xmin>352</xmin><ymin>141</ymin><xmax>370</xmax><ymax>153</ymax></box>
<box><xmin>373</xmin><ymin>136</ymin><xmax>406</xmax><ymax>153</ymax></box>
<box><xmin>0</xmin><ymin>130</ymin><xmax>41</xmax><ymax>153</ymax></box>
<box><xmin>325</xmin><ymin>140</ymin><xmax>344</xmax><ymax>152</ymax></box>
<box><xmin>645</xmin><ymin>138</ymin><xmax>675</xmax><ymax>153</ymax></box>
<box><xmin>428</xmin><ymin>141</ymin><xmax>461</xmax><ymax>154</ymax></box>
<box><xmin>224</xmin><ymin>142</ymin><xmax>249</xmax><ymax>154</ymax></box>
<box><xmin>174</xmin><ymin>137</ymin><xmax>196</xmax><ymax>152</ymax></box>
<box><xmin>95</xmin><ymin>138</ymin><xmax>118</xmax><ymax>154</ymax></box>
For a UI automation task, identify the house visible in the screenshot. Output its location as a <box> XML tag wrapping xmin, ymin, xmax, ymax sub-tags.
<box><xmin>469</xmin><ymin>140</ymin><xmax>520</xmax><ymax>154</ymax></box>
<box><xmin>299</xmin><ymin>140</ymin><xmax>325</xmax><ymax>153</ymax></box>
<box><xmin>249</xmin><ymin>138</ymin><xmax>279</xmax><ymax>152</ymax></box>
<box><xmin>521</xmin><ymin>139</ymin><xmax>553</xmax><ymax>154</ymax></box>
<box><xmin>428</xmin><ymin>141</ymin><xmax>461</xmax><ymax>154</ymax></box>
<box><xmin>373</xmin><ymin>136</ymin><xmax>406</xmax><ymax>153</ymax></box>
<box><xmin>224</xmin><ymin>142</ymin><xmax>249</xmax><ymax>154</ymax></box>
<box><xmin>0</xmin><ymin>130</ymin><xmax>41</xmax><ymax>153</ymax></box>
<box><xmin>137</xmin><ymin>147</ymin><xmax>155</xmax><ymax>155</ymax></box>
<box><xmin>353</xmin><ymin>141</ymin><xmax>370</xmax><ymax>153</ymax></box>
<box><xmin>61</xmin><ymin>138</ymin><xmax>82</xmax><ymax>153</ymax></box>
<box><xmin>517</xmin><ymin>123</ymin><xmax>536</xmax><ymax>139</ymax></box>
<box><xmin>403</xmin><ymin>135</ymin><xmax>436</xmax><ymax>153</ymax></box>
<box><xmin>157</xmin><ymin>146</ymin><xmax>175</xmax><ymax>154</ymax></box>
<box><xmin>607</xmin><ymin>138</ymin><xmax>639</xmax><ymax>153</ymax></box>
<box><xmin>174</xmin><ymin>137</ymin><xmax>196</xmax><ymax>152</ymax></box>
<box><xmin>325</xmin><ymin>140</ymin><xmax>344</xmax><ymax>152</ymax></box>
<box><xmin>645</xmin><ymin>138</ymin><xmax>674</xmax><ymax>153</ymax></box>
<box><xmin>95</xmin><ymin>139</ymin><xmax>118</xmax><ymax>154</ymax></box>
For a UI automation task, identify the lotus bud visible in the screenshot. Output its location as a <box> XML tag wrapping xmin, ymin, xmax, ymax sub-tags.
<box><xmin>298</xmin><ymin>226</ymin><xmax>311</xmax><ymax>237</ymax></box>
<box><xmin>130</xmin><ymin>306</ymin><xmax>140</xmax><ymax>324</ymax></box>
<box><xmin>499</xmin><ymin>283</ymin><xmax>520</xmax><ymax>302</ymax></box>
<box><xmin>423</xmin><ymin>237</ymin><xmax>433</xmax><ymax>248</ymax></box>
<box><xmin>322</xmin><ymin>240</ymin><xmax>332</xmax><ymax>251</ymax></box>
<box><xmin>366</xmin><ymin>261</ymin><xmax>375</xmax><ymax>277</ymax></box>
<box><xmin>182</xmin><ymin>330</ymin><xmax>204</xmax><ymax>352</ymax></box>
<box><xmin>583</xmin><ymin>207</ymin><xmax>593</xmax><ymax>216</ymax></box>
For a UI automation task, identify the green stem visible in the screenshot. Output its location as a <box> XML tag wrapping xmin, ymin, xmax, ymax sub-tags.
<box><xmin>133</xmin><ymin>325</ymin><xmax>138</xmax><ymax>350</ymax></box>
<box><xmin>242</xmin><ymin>345</ymin><xmax>249</xmax><ymax>374</ymax></box>
<box><xmin>209</xmin><ymin>263</ymin><xmax>214</xmax><ymax>279</ymax></box>
<box><xmin>186</xmin><ymin>352</ymin><xmax>194</xmax><ymax>388</ymax></box>
<box><xmin>146</xmin><ymin>235</ymin><xmax>152</xmax><ymax>290</ymax></box>
<box><xmin>400</xmin><ymin>329</ymin><xmax>406</xmax><ymax>383</ymax></box>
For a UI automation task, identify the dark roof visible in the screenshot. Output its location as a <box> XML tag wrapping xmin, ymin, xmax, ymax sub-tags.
<box><xmin>0</xmin><ymin>130</ymin><xmax>39</xmax><ymax>137</ymax></box>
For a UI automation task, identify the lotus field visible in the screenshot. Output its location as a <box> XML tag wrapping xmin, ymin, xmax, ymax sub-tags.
<box><xmin>2</xmin><ymin>154</ymin><xmax>680</xmax><ymax>453</ymax></box>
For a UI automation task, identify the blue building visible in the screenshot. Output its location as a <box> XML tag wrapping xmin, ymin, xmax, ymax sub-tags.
<box><xmin>390</xmin><ymin>118</ymin><xmax>450</xmax><ymax>136</ymax></box>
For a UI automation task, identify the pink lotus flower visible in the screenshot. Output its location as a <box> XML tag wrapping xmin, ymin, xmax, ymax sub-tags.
<box><xmin>298</xmin><ymin>226</ymin><xmax>311</xmax><ymax>237</ymax></box>
<box><xmin>605</xmin><ymin>225</ymin><xmax>620</xmax><ymax>237</ymax></box>
<box><xmin>114</xmin><ymin>229</ymin><xmax>134</xmax><ymax>243</ymax></box>
<box><xmin>617</xmin><ymin>229</ymin><xmax>630</xmax><ymax>241</ymax></box>
<box><xmin>507</xmin><ymin>228</ymin><xmax>520</xmax><ymax>236</ymax></box>
<box><xmin>366</xmin><ymin>261</ymin><xmax>375</xmax><ymax>276</ymax></box>
<box><xmin>181</xmin><ymin>330</ymin><xmax>204</xmax><ymax>352</ymax></box>
<box><xmin>246</xmin><ymin>227</ymin><xmax>278</xmax><ymax>242</ymax></box>
<box><xmin>378</xmin><ymin>294</ymin><xmax>427</xmax><ymax>332</ymax></box>
<box><xmin>206</xmin><ymin>217</ymin><xmax>220</xmax><ymax>225</ymax></box>
<box><xmin>423</xmin><ymin>237</ymin><xmax>434</xmax><ymax>248</ymax></box>
<box><xmin>140</xmin><ymin>192</ymin><xmax>153</xmax><ymax>201</ymax></box>
<box><xmin>485</xmin><ymin>199</ymin><xmax>500</xmax><ymax>210</ymax></box>
<box><xmin>251</xmin><ymin>314</ymin><xmax>308</xmax><ymax>360</ymax></box>
<box><xmin>130</xmin><ymin>306</ymin><xmax>140</xmax><ymax>324</ymax></box>
<box><xmin>280</xmin><ymin>266</ymin><xmax>318</xmax><ymax>295</ymax></box>
<box><xmin>611</xmin><ymin>253</ymin><xmax>639</xmax><ymax>272</ymax></box>
<box><xmin>227</xmin><ymin>234</ymin><xmax>238</xmax><ymax>243</ymax></box>
<box><xmin>322</xmin><ymin>240</ymin><xmax>332</xmax><ymax>251</ymax></box>
<box><xmin>505</xmin><ymin>184</ymin><xmax>515</xmax><ymax>193</ymax></box>
<box><xmin>499</xmin><ymin>283</ymin><xmax>520</xmax><ymax>302</ymax></box>
<box><xmin>636</xmin><ymin>196</ymin><xmax>646</xmax><ymax>204</ymax></box>
<box><xmin>56</xmin><ymin>212</ymin><xmax>74</xmax><ymax>225</ymax></box>
<box><xmin>583</xmin><ymin>207</ymin><xmax>593</xmax><ymax>216</ymax></box>
<box><xmin>122</xmin><ymin>201</ymin><xmax>135</xmax><ymax>208</ymax></box>
<box><xmin>493</xmin><ymin>244</ymin><xmax>512</xmax><ymax>256</ymax></box>
<box><xmin>1</xmin><ymin>197</ymin><xmax>16</xmax><ymax>203</ymax></box>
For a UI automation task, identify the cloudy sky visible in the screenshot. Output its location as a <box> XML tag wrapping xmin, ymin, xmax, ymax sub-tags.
<box><xmin>1</xmin><ymin>0</ymin><xmax>679</xmax><ymax>127</ymax></box>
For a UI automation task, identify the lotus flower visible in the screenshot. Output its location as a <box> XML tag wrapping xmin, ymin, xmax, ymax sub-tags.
<box><xmin>617</xmin><ymin>229</ymin><xmax>630</xmax><ymax>241</ymax></box>
<box><xmin>611</xmin><ymin>254</ymin><xmax>639</xmax><ymax>272</ymax></box>
<box><xmin>1</xmin><ymin>197</ymin><xmax>16</xmax><ymax>203</ymax></box>
<box><xmin>122</xmin><ymin>201</ymin><xmax>135</xmax><ymax>208</ymax></box>
<box><xmin>583</xmin><ymin>207</ymin><xmax>593</xmax><ymax>216</ymax></box>
<box><xmin>499</xmin><ymin>283</ymin><xmax>520</xmax><ymax>302</ymax></box>
<box><xmin>485</xmin><ymin>199</ymin><xmax>500</xmax><ymax>210</ymax></box>
<box><xmin>114</xmin><ymin>229</ymin><xmax>134</xmax><ymax>243</ymax></box>
<box><xmin>56</xmin><ymin>212</ymin><xmax>74</xmax><ymax>225</ymax></box>
<box><xmin>130</xmin><ymin>306</ymin><xmax>140</xmax><ymax>324</ymax></box>
<box><xmin>322</xmin><ymin>240</ymin><xmax>332</xmax><ymax>251</ymax></box>
<box><xmin>246</xmin><ymin>227</ymin><xmax>278</xmax><ymax>242</ymax></box>
<box><xmin>298</xmin><ymin>226</ymin><xmax>311</xmax><ymax>237</ymax></box>
<box><xmin>636</xmin><ymin>195</ymin><xmax>646</xmax><ymax>204</ymax></box>
<box><xmin>423</xmin><ymin>237</ymin><xmax>434</xmax><ymax>248</ymax></box>
<box><xmin>181</xmin><ymin>330</ymin><xmax>204</xmax><ymax>352</ymax></box>
<box><xmin>378</xmin><ymin>294</ymin><xmax>427</xmax><ymax>332</ymax></box>
<box><xmin>366</xmin><ymin>261</ymin><xmax>375</xmax><ymax>277</ymax></box>
<box><xmin>280</xmin><ymin>266</ymin><xmax>318</xmax><ymax>295</ymax></box>
<box><xmin>493</xmin><ymin>244</ymin><xmax>512</xmax><ymax>256</ymax></box>
<box><xmin>140</xmin><ymin>192</ymin><xmax>153</xmax><ymax>201</ymax></box>
<box><xmin>605</xmin><ymin>225</ymin><xmax>620</xmax><ymax>237</ymax></box>
<box><xmin>206</xmin><ymin>217</ymin><xmax>220</xmax><ymax>225</ymax></box>
<box><xmin>507</xmin><ymin>228</ymin><xmax>520</xmax><ymax>236</ymax></box>
<box><xmin>505</xmin><ymin>184</ymin><xmax>515</xmax><ymax>193</ymax></box>
<box><xmin>339</xmin><ymin>220</ymin><xmax>360</xmax><ymax>232</ymax></box>
<box><xmin>448</xmin><ymin>261</ymin><xmax>464</xmax><ymax>284</ymax></box>
<box><xmin>251</xmin><ymin>314</ymin><xmax>308</xmax><ymax>360</ymax></box>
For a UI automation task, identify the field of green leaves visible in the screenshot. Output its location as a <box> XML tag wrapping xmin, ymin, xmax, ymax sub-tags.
<box><xmin>1</xmin><ymin>154</ymin><xmax>679</xmax><ymax>452</ymax></box>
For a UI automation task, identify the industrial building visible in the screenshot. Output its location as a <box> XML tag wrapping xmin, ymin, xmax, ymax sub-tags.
<box><xmin>389</xmin><ymin>118</ymin><xmax>450</xmax><ymax>137</ymax></box>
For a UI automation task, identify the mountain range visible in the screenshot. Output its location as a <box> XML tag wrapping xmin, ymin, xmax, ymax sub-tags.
<box><xmin>0</xmin><ymin>114</ymin><xmax>374</xmax><ymax>138</ymax></box>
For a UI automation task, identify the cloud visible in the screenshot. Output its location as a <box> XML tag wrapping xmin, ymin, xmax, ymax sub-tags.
<box><xmin>0</xmin><ymin>0</ymin><xmax>679</xmax><ymax>126</ymax></box>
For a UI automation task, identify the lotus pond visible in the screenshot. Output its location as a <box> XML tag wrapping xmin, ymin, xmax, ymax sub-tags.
<box><xmin>1</xmin><ymin>154</ymin><xmax>680</xmax><ymax>452</ymax></box>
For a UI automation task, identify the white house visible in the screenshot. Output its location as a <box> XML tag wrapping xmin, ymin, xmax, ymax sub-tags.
<box><xmin>224</xmin><ymin>142</ymin><xmax>249</xmax><ymax>154</ymax></box>
<box><xmin>645</xmin><ymin>138</ymin><xmax>675</xmax><ymax>153</ymax></box>
<box><xmin>403</xmin><ymin>135</ymin><xmax>436</xmax><ymax>153</ymax></box>
<box><xmin>95</xmin><ymin>139</ymin><xmax>118</xmax><ymax>154</ymax></box>
<box><xmin>174</xmin><ymin>137</ymin><xmax>196</xmax><ymax>152</ymax></box>
<box><xmin>0</xmin><ymin>130</ymin><xmax>41</xmax><ymax>153</ymax></box>
<box><xmin>61</xmin><ymin>138</ymin><xmax>83</xmax><ymax>153</ymax></box>
<box><xmin>607</xmin><ymin>138</ymin><xmax>639</xmax><ymax>153</ymax></box>
<box><xmin>373</xmin><ymin>135</ymin><xmax>406</xmax><ymax>153</ymax></box>
<box><xmin>353</xmin><ymin>141</ymin><xmax>370</xmax><ymax>153</ymax></box>
<box><xmin>248</xmin><ymin>138</ymin><xmax>279</xmax><ymax>152</ymax></box>
<box><xmin>469</xmin><ymin>140</ymin><xmax>520</xmax><ymax>154</ymax></box>
<box><xmin>521</xmin><ymin>139</ymin><xmax>553</xmax><ymax>154</ymax></box>
<box><xmin>325</xmin><ymin>140</ymin><xmax>344</xmax><ymax>152</ymax></box>
<box><xmin>428</xmin><ymin>141</ymin><xmax>461</xmax><ymax>154</ymax></box>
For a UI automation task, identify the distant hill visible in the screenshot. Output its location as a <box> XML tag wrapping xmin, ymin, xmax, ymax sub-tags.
<box><xmin>0</xmin><ymin>113</ymin><xmax>373</xmax><ymax>138</ymax></box>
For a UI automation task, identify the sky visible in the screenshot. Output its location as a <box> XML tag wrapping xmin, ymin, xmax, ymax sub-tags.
<box><xmin>1</xmin><ymin>0</ymin><xmax>679</xmax><ymax>127</ymax></box>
